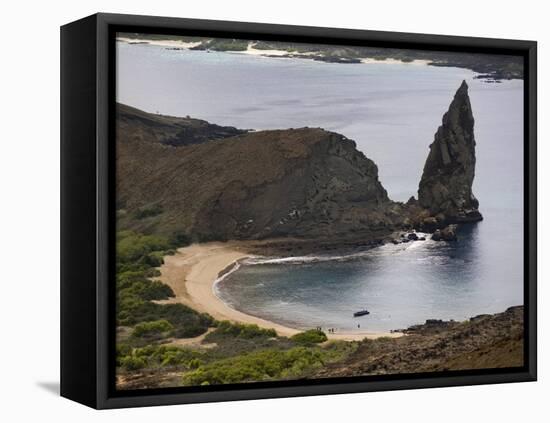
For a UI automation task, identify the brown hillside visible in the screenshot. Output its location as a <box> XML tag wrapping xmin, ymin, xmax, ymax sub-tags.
<box><xmin>116</xmin><ymin>103</ymin><xmax>405</xmax><ymax>241</ymax></box>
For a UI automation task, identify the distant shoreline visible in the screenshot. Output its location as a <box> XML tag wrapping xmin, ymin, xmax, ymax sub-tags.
<box><xmin>116</xmin><ymin>36</ymin><xmax>522</xmax><ymax>80</ymax></box>
<box><xmin>116</xmin><ymin>37</ymin><xmax>432</xmax><ymax>67</ymax></box>
<box><xmin>157</xmin><ymin>242</ymin><xmax>403</xmax><ymax>341</ymax></box>
<box><xmin>117</xmin><ymin>37</ymin><xmax>202</xmax><ymax>49</ymax></box>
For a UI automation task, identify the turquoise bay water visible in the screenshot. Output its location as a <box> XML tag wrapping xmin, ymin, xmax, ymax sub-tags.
<box><xmin>117</xmin><ymin>42</ymin><xmax>524</xmax><ymax>332</ymax></box>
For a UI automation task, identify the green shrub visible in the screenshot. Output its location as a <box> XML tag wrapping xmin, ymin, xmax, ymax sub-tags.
<box><xmin>116</xmin><ymin>293</ymin><xmax>146</xmax><ymax>324</ymax></box>
<box><xmin>119</xmin><ymin>279</ymin><xmax>174</xmax><ymax>302</ymax></box>
<box><xmin>116</xmin><ymin>343</ymin><xmax>132</xmax><ymax>366</ymax></box>
<box><xmin>132</xmin><ymin>320</ymin><xmax>174</xmax><ymax>338</ymax></box>
<box><xmin>181</xmin><ymin>347</ymin><xmax>326</xmax><ymax>386</ymax></box>
<box><xmin>291</xmin><ymin>329</ymin><xmax>328</xmax><ymax>344</ymax></box>
<box><xmin>144</xmin><ymin>268</ymin><xmax>161</xmax><ymax>278</ymax></box>
<box><xmin>116</xmin><ymin>270</ymin><xmax>146</xmax><ymax>289</ymax></box>
<box><xmin>205</xmin><ymin>38</ymin><xmax>249</xmax><ymax>51</ymax></box>
<box><xmin>119</xmin><ymin>301</ymin><xmax>214</xmax><ymax>338</ymax></box>
<box><xmin>188</xmin><ymin>358</ymin><xmax>203</xmax><ymax>369</ymax></box>
<box><xmin>120</xmin><ymin>355</ymin><xmax>147</xmax><ymax>371</ymax></box>
<box><xmin>117</xmin><ymin>339</ymin><xmax>355</xmax><ymax>377</ymax></box>
<box><xmin>208</xmin><ymin>321</ymin><xmax>277</xmax><ymax>340</ymax></box>
<box><xmin>134</xmin><ymin>204</ymin><xmax>163</xmax><ymax>219</ymax></box>
<box><xmin>142</xmin><ymin>251</ymin><xmax>166</xmax><ymax>267</ymax></box>
<box><xmin>120</xmin><ymin>344</ymin><xmax>204</xmax><ymax>369</ymax></box>
<box><xmin>116</xmin><ymin>231</ymin><xmax>171</xmax><ymax>263</ymax></box>
<box><xmin>116</xmin><ymin>261</ymin><xmax>150</xmax><ymax>274</ymax></box>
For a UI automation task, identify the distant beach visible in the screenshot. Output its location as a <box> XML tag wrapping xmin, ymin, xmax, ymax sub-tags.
<box><xmin>116</xmin><ymin>37</ymin><xmax>431</xmax><ymax>66</ymax></box>
<box><xmin>116</xmin><ymin>37</ymin><xmax>202</xmax><ymax>49</ymax></box>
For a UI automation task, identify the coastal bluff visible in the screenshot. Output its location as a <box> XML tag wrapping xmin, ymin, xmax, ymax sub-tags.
<box><xmin>116</xmin><ymin>81</ymin><xmax>482</xmax><ymax>246</ymax></box>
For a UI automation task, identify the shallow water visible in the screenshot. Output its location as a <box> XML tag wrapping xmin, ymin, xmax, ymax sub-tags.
<box><xmin>117</xmin><ymin>42</ymin><xmax>524</xmax><ymax>332</ymax></box>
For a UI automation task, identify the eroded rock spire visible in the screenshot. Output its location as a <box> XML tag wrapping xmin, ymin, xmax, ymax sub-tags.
<box><xmin>417</xmin><ymin>81</ymin><xmax>482</xmax><ymax>223</ymax></box>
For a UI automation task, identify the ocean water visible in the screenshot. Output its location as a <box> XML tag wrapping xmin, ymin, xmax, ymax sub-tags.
<box><xmin>117</xmin><ymin>42</ymin><xmax>524</xmax><ymax>332</ymax></box>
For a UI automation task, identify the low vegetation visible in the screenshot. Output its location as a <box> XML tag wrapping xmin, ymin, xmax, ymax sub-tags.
<box><xmin>182</xmin><ymin>347</ymin><xmax>325</xmax><ymax>385</ymax></box>
<box><xmin>182</xmin><ymin>341</ymin><xmax>355</xmax><ymax>386</ymax></box>
<box><xmin>291</xmin><ymin>329</ymin><xmax>328</xmax><ymax>344</ymax></box>
<box><xmin>116</xmin><ymin>230</ymin><xmax>213</xmax><ymax>338</ymax></box>
<box><xmin>209</xmin><ymin>321</ymin><xmax>277</xmax><ymax>340</ymax></box>
<box><xmin>117</xmin><ymin>343</ymin><xmax>206</xmax><ymax>371</ymax></box>
<box><xmin>131</xmin><ymin>320</ymin><xmax>173</xmax><ymax>338</ymax></box>
<box><xmin>191</xmin><ymin>38</ymin><xmax>249</xmax><ymax>51</ymax></box>
<box><xmin>117</xmin><ymin>334</ymin><xmax>355</xmax><ymax>386</ymax></box>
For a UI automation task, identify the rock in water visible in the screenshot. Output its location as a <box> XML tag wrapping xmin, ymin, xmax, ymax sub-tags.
<box><xmin>407</xmin><ymin>232</ymin><xmax>419</xmax><ymax>241</ymax></box>
<box><xmin>417</xmin><ymin>81</ymin><xmax>483</xmax><ymax>224</ymax></box>
<box><xmin>440</xmin><ymin>224</ymin><xmax>458</xmax><ymax>241</ymax></box>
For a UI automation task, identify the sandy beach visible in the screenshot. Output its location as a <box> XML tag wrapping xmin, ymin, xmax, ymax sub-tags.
<box><xmin>157</xmin><ymin>242</ymin><xmax>402</xmax><ymax>341</ymax></box>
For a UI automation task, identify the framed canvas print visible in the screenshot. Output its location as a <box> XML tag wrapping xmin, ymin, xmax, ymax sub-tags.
<box><xmin>60</xmin><ymin>13</ymin><xmax>537</xmax><ymax>409</ymax></box>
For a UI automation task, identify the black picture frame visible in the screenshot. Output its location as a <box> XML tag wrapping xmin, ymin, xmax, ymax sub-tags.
<box><xmin>60</xmin><ymin>12</ymin><xmax>537</xmax><ymax>409</ymax></box>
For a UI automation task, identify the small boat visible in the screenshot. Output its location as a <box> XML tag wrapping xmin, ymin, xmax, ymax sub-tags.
<box><xmin>353</xmin><ymin>309</ymin><xmax>370</xmax><ymax>317</ymax></box>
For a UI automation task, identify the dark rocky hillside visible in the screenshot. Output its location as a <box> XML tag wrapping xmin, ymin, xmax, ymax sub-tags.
<box><xmin>116</xmin><ymin>81</ymin><xmax>481</xmax><ymax>245</ymax></box>
<box><xmin>117</xmin><ymin>104</ymin><xmax>408</xmax><ymax>241</ymax></box>
<box><xmin>117</xmin><ymin>103</ymin><xmax>245</xmax><ymax>147</ymax></box>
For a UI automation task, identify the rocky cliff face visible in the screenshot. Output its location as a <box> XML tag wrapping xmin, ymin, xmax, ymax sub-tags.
<box><xmin>417</xmin><ymin>81</ymin><xmax>483</xmax><ymax>224</ymax></box>
<box><xmin>116</xmin><ymin>104</ymin><xmax>402</xmax><ymax>242</ymax></box>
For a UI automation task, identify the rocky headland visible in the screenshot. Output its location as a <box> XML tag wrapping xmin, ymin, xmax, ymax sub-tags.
<box><xmin>117</xmin><ymin>81</ymin><xmax>482</xmax><ymax>252</ymax></box>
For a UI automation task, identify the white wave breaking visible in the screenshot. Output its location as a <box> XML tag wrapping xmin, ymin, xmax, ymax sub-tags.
<box><xmin>241</xmin><ymin>233</ymin><xmax>432</xmax><ymax>266</ymax></box>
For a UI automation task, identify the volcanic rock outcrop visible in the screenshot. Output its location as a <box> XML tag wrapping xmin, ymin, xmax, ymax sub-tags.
<box><xmin>417</xmin><ymin>81</ymin><xmax>483</xmax><ymax>224</ymax></box>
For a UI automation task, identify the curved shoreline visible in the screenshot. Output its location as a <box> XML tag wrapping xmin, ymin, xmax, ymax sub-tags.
<box><xmin>157</xmin><ymin>242</ymin><xmax>402</xmax><ymax>341</ymax></box>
